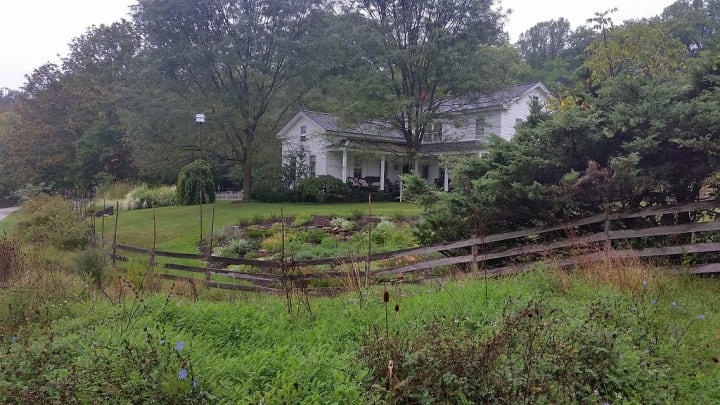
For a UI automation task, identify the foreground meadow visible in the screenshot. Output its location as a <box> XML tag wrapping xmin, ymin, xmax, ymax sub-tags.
<box><xmin>2</xmin><ymin>258</ymin><xmax>719</xmax><ymax>403</ymax></box>
<box><xmin>2</xmin><ymin>198</ymin><xmax>720</xmax><ymax>403</ymax></box>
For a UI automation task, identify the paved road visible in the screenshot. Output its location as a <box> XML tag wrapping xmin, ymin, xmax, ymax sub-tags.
<box><xmin>0</xmin><ymin>207</ymin><xmax>19</xmax><ymax>222</ymax></box>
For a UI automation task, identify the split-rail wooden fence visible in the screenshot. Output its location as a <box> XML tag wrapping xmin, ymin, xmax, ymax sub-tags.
<box><xmin>90</xmin><ymin>200</ymin><xmax>720</xmax><ymax>296</ymax></box>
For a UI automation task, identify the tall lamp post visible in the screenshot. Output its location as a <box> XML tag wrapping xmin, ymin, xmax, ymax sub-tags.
<box><xmin>196</xmin><ymin>113</ymin><xmax>205</xmax><ymax>241</ymax></box>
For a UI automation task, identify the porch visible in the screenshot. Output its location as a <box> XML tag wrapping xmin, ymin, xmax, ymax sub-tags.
<box><xmin>325</xmin><ymin>149</ymin><xmax>453</xmax><ymax>192</ymax></box>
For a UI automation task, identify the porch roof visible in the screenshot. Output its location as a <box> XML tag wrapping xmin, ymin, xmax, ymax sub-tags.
<box><xmin>326</xmin><ymin>138</ymin><xmax>484</xmax><ymax>156</ymax></box>
<box><xmin>419</xmin><ymin>140</ymin><xmax>485</xmax><ymax>155</ymax></box>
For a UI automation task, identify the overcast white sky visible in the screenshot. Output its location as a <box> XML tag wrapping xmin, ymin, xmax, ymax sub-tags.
<box><xmin>1</xmin><ymin>0</ymin><xmax>678</xmax><ymax>91</ymax></box>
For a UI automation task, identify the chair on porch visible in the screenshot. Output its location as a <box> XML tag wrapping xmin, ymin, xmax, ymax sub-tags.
<box><xmin>358</xmin><ymin>178</ymin><xmax>370</xmax><ymax>189</ymax></box>
<box><xmin>347</xmin><ymin>177</ymin><xmax>359</xmax><ymax>189</ymax></box>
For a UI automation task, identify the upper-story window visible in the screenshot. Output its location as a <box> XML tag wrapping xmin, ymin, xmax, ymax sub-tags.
<box><xmin>300</xmin><ymin>125</ymin><xmax>307</xmax><ymax>142</ymax></box>
<box><xmin>309</xmin><ymin>155</ymin><xmax>316</xmax><ymax>177</ymax></box>
<box><xmin>429</xmin><ymin>122</ymin><xmax>443</xmax><ymax>142</ymax></box>
<box><xmin>475</xmin><ymin>117</ymin><xmax>485</xmax><ymax>140</ymax></box>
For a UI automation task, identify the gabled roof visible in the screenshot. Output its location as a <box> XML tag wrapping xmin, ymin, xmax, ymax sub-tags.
<box><xmin>294</xmin><ymin>109</ymin><xmax>403</xmax><ymax>139</ymax></box>
<box><xmin>300</xmin><ymin>110</ymin><xmax>344</xmax><ymax>132</ymax></box>
<box><xmin>278</xmin><ymin>81</ymin><xmax>551</xmax><ymax>138</ymax></box>
<box><xmin>447</xmin><ymin>81</ymin><xmax>551</xmax><ymax>111</ymax></box>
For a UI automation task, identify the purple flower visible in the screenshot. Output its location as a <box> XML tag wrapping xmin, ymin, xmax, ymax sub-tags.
<box><xmin>641</xmin><ymin>280</ymin><xmax>648</xmax><ymax>288</ymax></box>
<box><xmin>11</xmin><ymin>336</ymin><xmax>17</xmax><ymax>343</ymax></box>
<box><xmin>698</xmin><ymin>314</ymin><xmax>706</xmax><ymax>321</ymax></box>
<box><xmin>175</xmin><ymin>341</ymin><xmax>184</xmax><ymax>351</ymax></box>
<box><xmin>178</xmin><ymin>369</ymin><xmax>188</xmax><ymax>380</ymax></box>
<box><xmin>671</xmin><ymin>302</ymin><xmax>677</xmax><ymax>310</ymax></box>
<box><xmin>159</xmin><ymin>339</ymin><xmax>165</xmax><ymax>345</ymax></box>
<box><xmin>192</xmin><ymin>379</ymin><xmax>198</xmax><ymax>388</ymax></box>
<box><xmin>650</xmin><ymin>299</ymin><xmax>657</xmax><ymax>305</ymax></box>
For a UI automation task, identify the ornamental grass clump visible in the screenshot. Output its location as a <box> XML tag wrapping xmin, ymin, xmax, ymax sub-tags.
<box><xmin>0</xmin><ymin>235</ymin><xmax>24</xmax><ymax>285</ymax></box>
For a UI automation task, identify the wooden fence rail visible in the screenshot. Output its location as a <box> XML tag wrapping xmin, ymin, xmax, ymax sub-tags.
<box><xmin>91</xmin><ymin>200</ymin><xmax>720</xmax><ymax>295</ymax></box>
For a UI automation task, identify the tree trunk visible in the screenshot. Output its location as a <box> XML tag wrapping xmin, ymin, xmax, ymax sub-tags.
<box><xmin>243</xmin><ymin>153</ymin><xmax>253</xmax><ymax>199</ymax></box>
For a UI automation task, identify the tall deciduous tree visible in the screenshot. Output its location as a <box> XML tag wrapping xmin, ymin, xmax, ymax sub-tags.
<box><xmin>2</xmin><ymin>21</ymin><xmax>141</xmax><ymax>191</ymax></box>
<box><xmin>662</xmin><ymin>0</ymin><xmax>720</xmax><ymax>55</ymax></box>
<box><xmin>583</xmin><ymin>11</ymin><xmax>687</xmax><ymax>87</ymax></box>
<box><xmin>517</xmin><ymin>18</ymin><xmax>572</xmax><ymax>68</ymax></box>
<box><xmin>133</xmin><ymin>0</ymin><xmax>329</xmax><ymax>196</ymax></box>
<box><xmin>338</xmin><ymin>0</ymin><xmax>514</xmax><ymax>161</ymax></box>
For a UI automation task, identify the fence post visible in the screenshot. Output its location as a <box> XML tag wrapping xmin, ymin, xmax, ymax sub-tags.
<box><xmin>471</xmin><ymin>236</ymin><xmax>479</xmax><ymax>273</ymax></box>
<box><xmin>101</xmin><ymin>199</ymin><xmax>105</xmax><ymax>239</ymax></box>
<box><xmin>365</xmin><ymin>193</ymin><xmax>372</xmax><ymax>288</ymax></box>
<box><xmin>604</xmin><ymin>205</ymin><xmax>611</xmax><ymax>251</ymax></box>
<box><xmin>112</xmin><ymin>202</ymin><xmax>119</xmax><ymax>268</ymax></box>
<box><xmin>205</xmin><ymin>206</ymin><xmax>215</xmax><ymax>281</ymax></box>
<box><xmin>149</xmin><ymin>205</ymin><xmax>156</xmax><ymax>268</ymax></box>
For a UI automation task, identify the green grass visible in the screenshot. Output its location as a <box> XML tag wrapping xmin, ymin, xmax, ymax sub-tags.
<box><xmin>2</xmin><ymin>268</ymin><xmax>720</xmax><ymax>403</ymax></box>
<box><xmin>0</xmin><ymin>211</ymin><xmax>19</xmax><ymax>236</ymax></box>
<box><xmin>93</xmin><ymin>201</ymin><xmax>420</xmax><ymax>253</ymax></box>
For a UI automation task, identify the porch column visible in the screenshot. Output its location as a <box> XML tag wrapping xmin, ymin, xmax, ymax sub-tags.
<box><xmin>414</xmin><ymin>159</ymin><xmax>419</xmax><ymax>175</ymax></box>
<box><xmin>444</xmin><ymin>164</ymin><xmax>449</xmax><ymax>192</ymax></box>
<box><xmin>341</xmin><ymin>149</ymin><xmax>348</xmax><ymax>181</ymax></box>
<box><xmin>380</xmin><ymin>158</ymin><xmax>386</xmax><ymax>191</ymax></box>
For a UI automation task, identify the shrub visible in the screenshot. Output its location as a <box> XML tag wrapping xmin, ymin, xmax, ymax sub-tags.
<box><xmin>361</xmin><ymin>300</ymin><xmax>622</xmax><ymax>404</ymax></box>
<box><xmin>125</xmin><ymin>184</ymin><xmax>177</xmax><ymax>210</ymax></box>
<box><xmin>330</xmin><ymin>217</ymin><xmax>354</xmax><ymax>230</ymax></box>
<box><xmin>75</xmin><ymin>248</ymin><xmax>110</xmax><ymax>293</ymax></box>
<box><xmin>212</xmin><ymin>238</ymin><xmax>254</xmax><ymax>258</ymax></box>
<box><xmin>297</xmin><ymin>176</ymin><xmax>348</xmax><ymax>202</ymax></box>
<box><xmin>98</xmin><ymin>180</ymin><xmax>136</xmax><ymax>200</ymax></box>
<box><xmin>15</xmin><ymin>195</ymin><xmax>89</xmax><ymax>250</ymax></box>
<box><xmin>292</xmin><ymin>213</ymin><xmax>313</xmax><ymax>227</ymax></box>
<box><xmin>176</xmin><ymin>160</ymin><xmax>216</xmax><ymax>205</ymax></box>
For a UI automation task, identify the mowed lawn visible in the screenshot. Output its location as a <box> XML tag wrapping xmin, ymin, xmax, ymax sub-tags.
<box><xmin>92</xmin><ymin>200</ymin><xmax>420</xmax><ymax>253</ymax></box>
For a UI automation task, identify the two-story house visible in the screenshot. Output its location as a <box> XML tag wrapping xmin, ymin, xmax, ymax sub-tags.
<box><xmin>276</xmin><ymin>81</ymin><xmax>551</xmax><ymax>192</ymax></box>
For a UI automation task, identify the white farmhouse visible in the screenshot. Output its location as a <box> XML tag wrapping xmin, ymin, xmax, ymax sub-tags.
<box><xmin>276</xmin><ymin>81</ymin><xmax>552</xmax><ymax>192</ymax></box>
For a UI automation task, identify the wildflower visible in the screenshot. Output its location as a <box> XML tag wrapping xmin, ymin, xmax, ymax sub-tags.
<box><xmin>671</xmin><ymin>302</ymin><xmax>677</xmax><ymax>310</ymax></box>
<box><xmin>159</xmin><ymin>339</ymin><xmax>165</xmax><ymax>345</ymax></box>
<box><xmin>178</xmin><ymin>369</ymin><xmax>188</xmax><ymax>380</ymax></box>
<box><xmin>650</xmin><ymin>299</ymin><xmax>657</xmax><ymax>305</ymax></box>
<box><xmin>11</xmin><ymin>336</ymin><xmax>17</xmax><ymax>343</ymax></box>
<box><xmin>698</xmin><ymin>314</ymin><xmax>706</xmax><ymax>321</ymax></box>
<box><xmin>641</xmin><ymin>280</ymin><xmax>648</xmax><ymax>288</ymax></box>
<box><xmin>192</xmin><ymin>380</ymin><xmax>198</xmax><ymax>388</ymax></box>
<box><xmin>175</xmin><ymin>341</ymin><xmax>184</xmax><ymax>351</ymax></box>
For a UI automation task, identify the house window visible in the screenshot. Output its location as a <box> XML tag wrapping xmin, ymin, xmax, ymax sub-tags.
<box><xmin>429</xmin><ymin>122</ymin><xmax>443</xmax><ymax>142</ymax></box>
<box><xmin>309</xmin><ymin>155</ymin><xmax>316</xmax><ymax>177</ymax></box>
<box><xmin>531</xmin><ymin>95</ymin><xmax>539</xmax><ymax>103</ymax></box>
<box><xmin>353</xmin><ymin>159</ymin><xmax>362</xmax><ymax>178</ymax></box>
<box><xmin>475</xmin><ymin>117</ymin><xmax>485</xmax><ymax>140</ymax></box>
<box><xmin>300</xmin><ymin>125</ymin><xmax>307</xmax><ymax>142</ymax></box>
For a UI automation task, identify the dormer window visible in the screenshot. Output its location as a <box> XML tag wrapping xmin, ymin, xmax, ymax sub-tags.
<box><xmin>300</xmin><ymin>125</ymin><xmax>307</xmax><ymax>142</ymax></box>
